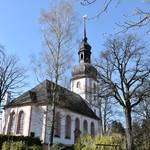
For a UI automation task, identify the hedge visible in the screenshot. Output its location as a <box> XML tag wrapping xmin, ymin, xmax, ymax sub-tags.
<box><xmin>2</xmin><ymin>142</ymin><xmax>42</xmax><ymax>150</ymax></box>
<box><xmin>0</xmin><ymin>134</ymin><xmax>41</xmax><ymax>150</ymax></box>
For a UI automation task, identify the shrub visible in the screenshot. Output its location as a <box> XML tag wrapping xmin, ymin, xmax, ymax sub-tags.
<box><xmin>74</xmin><ymin>134</ymin><xmax>126</xmax><ymax>150</ymax></box>
<box><xmin>2</xmin><ymin>142</ymin><xmax>10</xmax><ymax>150</ymax></box>
<box><xmin>2</xmin><ymin>141</ymin><xmax>26</xmax><ymax>150</ymax></box>
<box><xmin>0</xmin><ymin>134</ymin><xmax>41</xmax><ymax>149</ymax></box>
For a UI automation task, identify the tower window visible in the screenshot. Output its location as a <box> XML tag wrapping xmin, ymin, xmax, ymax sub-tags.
<box><xmin>80</xmin><ymin>54</ymin><xmax>83</xmax><ymax>60</ymax></box>
<box><xmin>77</xmin><ymin>81</ymin><xmax>81</xmax><ymax>89</ymax></box>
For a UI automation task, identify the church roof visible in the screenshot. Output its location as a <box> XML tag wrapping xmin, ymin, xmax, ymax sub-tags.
<box><xmin>72</xmin><ymin>62</ymin><xmax>98</xmax><ymax>80</ymax></box>
<box><xmin>4</xmin><ymin>80</ymin><xmax>99</xmax><ymax>120</ymax></box>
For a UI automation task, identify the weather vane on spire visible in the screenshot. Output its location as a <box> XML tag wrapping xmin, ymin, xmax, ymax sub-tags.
<box><xmin>83</xmin><ymin>14</ymin><xmax>88</xmax><ymax>41</ymax></box>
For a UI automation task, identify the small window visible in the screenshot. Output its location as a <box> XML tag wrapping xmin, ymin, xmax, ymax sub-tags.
<box><xmin>8</xmin><ymin>112</ymin><xmax>15</xmax><ymax>134</ymax></box>
<box><xmin>17</xmin><ymin>111</ymin><xmax>24</xmax><ymax>134</ymax></box>
<box><xmin>77</xmin><ymin>81</ymin><xmax>81</xmax><ymax>89</ymax></box>
<box><xmin>65</xmin><ymin>115</ymin><xmax>71</xmax><ymax>139</ymax></box>
<box><xmin>75</xmin><ymin>118</ymin><xmax>80</xmax><ymax>130</ymax></box>
<box><xmin>83</xmin><ymin>120</ymin><xmax>88</xmax><ymax>134</ymax></box>
<box><xmin>54</xmin><ymin>112</ymin><xmax>61</xmax><ymax>138</ymax></box>
<box><xmin>91</xmin><ymin>122</ymin><xmax>95</xmax><ymax>136</ymax></box>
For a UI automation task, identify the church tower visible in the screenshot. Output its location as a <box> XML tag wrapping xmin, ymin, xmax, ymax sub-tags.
<box><xmin>71</xmin><ymin>17</ymin><xmax>98</xmax><ymax>108</ymax></box>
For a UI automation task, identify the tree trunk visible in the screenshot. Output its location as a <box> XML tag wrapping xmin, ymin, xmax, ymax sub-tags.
<box><xmin>99</xmin><ymin>99</ymin><xmax>103</xmax><ymax>135</ymax></box>
<box><xmin>103</xmin><ymin>112</ymin><xmax>107</xmax><ymax>134</ymax></box>
<box><xmin>49</xmin><ymin>83</ymin><xmax>57</xmax><ymax>149</ymax></box>
<box><xmin>49</xmin><ymin>75</ymin><xmax>58</xmax><ymax>149</ymax></box>
<box><xmin>124</xmin><ymin>107</ymin><xmax>134</xmax><ymax>150</ymax></box>
<box><xmin>49</xmin><ymin>102</ymin><xmax>56</xmax><ymax>147</ymax></box>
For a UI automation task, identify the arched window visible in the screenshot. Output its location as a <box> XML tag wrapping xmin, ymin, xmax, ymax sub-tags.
<box><xmin>9</xmin><ymin>112</ymin><xmax>15</xmax><ymax>133</ymax></box>
<box><xmin>91</xmin><ymin>122</ymin><xmax>95</xmax><ymax>136</ymax></box>
<box><xmin>77</xmin><ymin>81</ymin><xmax>81</xmax><ymax>89</ymax></box>
<box><xmin>65</xmin><ymin>115</ymin><xmax>71</xmax><ymax>139</ymax></box>
<box><xmin>83</xmin><ymin>120</ymin><xmax>88</xmax><ymax>134</ymax></box>
<box><xmin>54</xmin><ymin>112</ymin><xmax>61</xmax><ymax>137</ymax></box>
<box><xmin>75</xmin><ymin>118</ymin><xmax>80</xmax><ymax>130</ymax></box>
<box><xmin>17</xmin><ymin>111</ymin><xmax>24</xmax><ymax>134</ymax></box>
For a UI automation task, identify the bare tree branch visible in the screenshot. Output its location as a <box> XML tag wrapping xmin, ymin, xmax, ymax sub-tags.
<box><xmin>81</xmin><ymin>0</ymin><xmax>114</xmax><ymax>20</ymax></box>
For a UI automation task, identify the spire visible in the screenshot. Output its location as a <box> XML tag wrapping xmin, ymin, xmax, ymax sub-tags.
<box><xmin>83</xmin><ymin>15</ymin><xmax>87</xmax><ymax>42</ymax></box>
<box><xmin>78</xmin><ymin>15</ymin><xmax>91</xmax><ymax>64</ymax></box>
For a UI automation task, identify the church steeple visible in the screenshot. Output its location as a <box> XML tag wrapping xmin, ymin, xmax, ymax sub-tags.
<box><xmin>78</xmin><ymin>15</ymin><xmax>91</xmax><ymax>63</ymax></box>
<box><xmin>71</xmin><ymin>15</ymin><xmax>98</xmax><ymax>103</ymax></box>
<box><xmin>83</xmin><ymin>15</ymin><xmax>87</xmax><ymax>42</ymax></box>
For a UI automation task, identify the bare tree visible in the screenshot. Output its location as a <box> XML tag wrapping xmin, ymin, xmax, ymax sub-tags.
<box><xmin>32</xmin><ymin>0</ymin><xmax>78</xmax><ymax>148</ymax></box>
<box><xmin>81</xmin><ymin>0</ymin><xmax>150</xmax><ymax>33</ymax></box>
<box><xmin>0</xmin><ymin>48</ymin><xmax>26</xmax><ymax>106</ymax></box>
<box><xmin>96</xmin><ymin>34</ymin><xmax>150</xmax><ymax>150</ymax></box>
<box><xmin>96</xmin><ymin>80</ymin><xmax>114</xmax><ymax>135</ymax></box>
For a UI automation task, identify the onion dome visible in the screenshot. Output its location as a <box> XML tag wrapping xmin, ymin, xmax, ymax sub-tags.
<box><xmin>72</xmin><ymin>63</ymin><xmax>98</xmax><ymax>80</ymax></box>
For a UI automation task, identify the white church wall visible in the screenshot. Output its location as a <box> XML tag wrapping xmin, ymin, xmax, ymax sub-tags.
<box><xmin>2</xmin><ymin>104</ymin><xmax>99</xmax><ymax>146</ymax></box>
<box><xmin>1</xmin><ymin>108</ymin><xmax>10</xmax><ymax>134</ymax></box>
<box><xmin>86</xmin><ymin>78</ymin><xmax>98</xmax><ymax>102</ymax></box>
<box><xmin>71</xmin><ymin>77</ymin><xmax>98</xmax><ymax>104</ymax></box>
<box><xmin>1</xmin><ymin>105</ymin><xmax>31</xmax><ymax>136</ymax></box>
<box><xmin>17</xmin><ymin>106</ymin><xmax>31</xmax><ymax>136</ymax></box>
<box><xmin>44</xmin><ymin>107</ymin><xmax>99</xmax><ymax>145</ymax></box>
<box><xmin>30</xmin><ymin>105</ymin><xmax>47</xmax><ymax>142</ymax></box>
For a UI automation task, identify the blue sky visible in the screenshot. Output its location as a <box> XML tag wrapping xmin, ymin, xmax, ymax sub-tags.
<box><xmin>0</xmin><ymin>0</ymin><xmax>149</xmax><ymax>89</ymax></box>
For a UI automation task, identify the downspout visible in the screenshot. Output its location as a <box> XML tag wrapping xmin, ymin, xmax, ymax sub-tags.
<box><xmin>44</xmin><ymin>105</ymin><xmax>48</xmax><ymax>143</ymax></box>
<box><xmin>28</xmin><ymin>105</ymin><xmax>32</xmax><ymax>136</ymax></box>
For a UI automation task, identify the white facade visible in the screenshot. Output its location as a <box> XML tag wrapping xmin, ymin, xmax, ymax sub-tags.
<box><xmin>1</xmin><ymin>105</ymin><xmax>31</xmax><ymax>136</ymax></box>
<box><xmin>1</xmin><ymin>105</ymin><xmax>99</xmax><ymax>145</ymax></box>
<box><xmin>71</xmin><ymin>77</ymin><xmax>97</xmax><ymax>102</ymax></box>
<box><xmin>71</xmin><ymin>77</ymin><xmax>100</xmax><ymax>118</ymax></box>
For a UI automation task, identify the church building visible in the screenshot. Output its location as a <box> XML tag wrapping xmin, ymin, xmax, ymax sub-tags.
<box><xmin>1</xmin><ymin>27</ymin><xmax>100</xmax><ymax>145</ymax></box>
